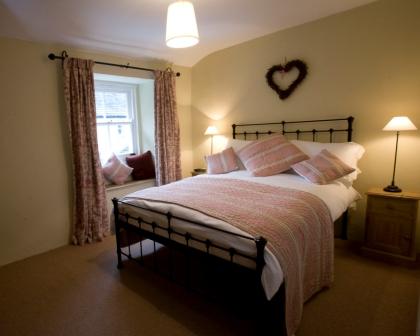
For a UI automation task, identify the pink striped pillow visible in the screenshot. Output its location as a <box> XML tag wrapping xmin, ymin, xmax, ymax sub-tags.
<box><xmin>206</xmin><ymin>147</ymin><xmax>239</xmax><ymax>174</ymax></box>
<box><xmin>291</xmin><ymin>149</ymin><xmax>355</xmax><ymax>184</ymax></box>
<box><xmin>102</xmin><ymin>153</ymin><xmax>133</xmax><ymax>185</ymax></box>
<box><xmin>237</xmin><ymin>134</ymin><xmax>308</xmax><ymax>176</ymax></box>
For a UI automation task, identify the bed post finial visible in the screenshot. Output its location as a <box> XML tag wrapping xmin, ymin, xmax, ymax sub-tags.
<box><xmin>347</xmin><ymin>116</ymin><xmax>354</xmax><ymax>142</ymax></box>
<box><xmin>255</xmin><ymin>236</ymin><xmax>267</xmax><ymax>315</ymax></box>
<box><xmin>112</xmin><ymin>198</ymin><xmax>123</xmax><ymax>269</ymax></box>
<box><xmin>255</xmin><ymin>236</ymin><xmax>267</xmax><ymax>275</ymax></box>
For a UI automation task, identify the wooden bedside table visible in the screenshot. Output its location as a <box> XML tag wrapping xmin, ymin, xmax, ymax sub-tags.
<box><xmin>363</xmin><ymin>188</ymin><xmax>420</xmax><ymax>264</ymax></box>
<box><xmin>191</xmin><ymin>168</ymin><xmax>206</xmax><ymax>176</ymax></box>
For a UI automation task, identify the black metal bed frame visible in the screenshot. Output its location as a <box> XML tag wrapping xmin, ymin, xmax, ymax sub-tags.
<box><xmin>113</xmin><ymin>116</ymin><xmax>354</xmax><ymax>334</ymax></box>
<box><xmin>232</xmin><ymin>116</ymin><xmax>354</xmax><ymax>240</ymax></box>
<box><xmin>232</xmin><ymin>116</ymin><xmax>353</xmax><ymax>142</ymax></box>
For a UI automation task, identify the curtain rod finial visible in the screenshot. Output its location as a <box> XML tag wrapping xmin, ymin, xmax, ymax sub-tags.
<box><xmin>48</xmin><ymin>53</ymin><xmax>56</xmax><ymax>60</ymax></box>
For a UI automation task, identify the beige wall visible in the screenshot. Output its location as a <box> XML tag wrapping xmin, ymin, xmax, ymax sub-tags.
<box><xmin>191</xmin><ymin>0</ymin><xmax>420</xmax><ymax>243</ymax></box>
<box><xmin>0</xmin><ymin>37</ymin><xmax>192</xmax><ymax>266</ymax></box>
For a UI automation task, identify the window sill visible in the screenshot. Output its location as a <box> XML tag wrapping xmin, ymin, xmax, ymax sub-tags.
<box><xmin>106</xmin><ymin>178</ymin><xmax>156</xmax><ymax>192</ymax></box>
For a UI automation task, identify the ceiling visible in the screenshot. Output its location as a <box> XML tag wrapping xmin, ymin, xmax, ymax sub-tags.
<box><xmin>0</xmin><ymin>0</ymin><xmax>376</xmax><ymax>67</ymax></box>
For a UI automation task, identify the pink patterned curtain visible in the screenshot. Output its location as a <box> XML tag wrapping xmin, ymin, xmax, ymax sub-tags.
<box><xmin>154</xmin><ymin>70</ymin><xmax>182</xmax><ymax>185</ymax></box>
<box><xmin>63</xmin><ymin>58</ymin><xmax>109</xmax><ymax>245</ymax></box>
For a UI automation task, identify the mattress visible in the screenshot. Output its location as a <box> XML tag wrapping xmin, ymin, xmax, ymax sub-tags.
<box><xmin>119</xmin><ymin>171</ymin><xmax>361</xmax><ymax>300</ymax></box>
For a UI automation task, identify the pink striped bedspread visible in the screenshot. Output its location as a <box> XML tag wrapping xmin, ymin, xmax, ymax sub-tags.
<box><xmin>123</xmin><ymin>177</ymin><xmax>334</xmax><ymax>336</ymax></box>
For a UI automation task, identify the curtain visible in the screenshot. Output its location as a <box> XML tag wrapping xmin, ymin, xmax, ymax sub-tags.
<box><xmin>63</xmin><ymin>58</ymin><xmax>109</xmax><ymax>245</ymax></box>
<box><xmin>154</xmin><ymin>70</ymin><xmax>182</xmax><ymax>185</ymax></box>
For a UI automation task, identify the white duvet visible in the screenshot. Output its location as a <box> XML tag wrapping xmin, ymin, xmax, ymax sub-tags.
<box><xmin>122</xmin><ymin>171</ymin><xmax>361</xmax><ymax>300</ymax></box>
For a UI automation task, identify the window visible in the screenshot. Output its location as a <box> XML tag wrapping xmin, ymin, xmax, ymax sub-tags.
<box><xmin>94</xmin><ymin>80</ymin><xmax>139</xmax><ymax>163</ymax></box>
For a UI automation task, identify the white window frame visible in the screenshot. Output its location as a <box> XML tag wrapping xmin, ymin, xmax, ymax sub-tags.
<box><xmin>94</xmin><ymin>80</ymin><xmax>140</xmax><ymax>162</ymax></box>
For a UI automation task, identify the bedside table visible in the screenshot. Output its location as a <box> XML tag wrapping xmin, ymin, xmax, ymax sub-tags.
<box><xmin>191</xmin><ymin>168</ymin><xmax>206</xmax><ymax>176</ymax></box>
<box><xmin>363</xmin><ymin>188</ymin><xmax>420</xmax><ymax>264</ymax></box>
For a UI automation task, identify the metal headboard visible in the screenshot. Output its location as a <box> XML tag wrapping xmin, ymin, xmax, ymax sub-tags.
<box><xmin>232</xmin><ymin>116</ymin><xmax>354</xmax><ymax>143</ymax></box>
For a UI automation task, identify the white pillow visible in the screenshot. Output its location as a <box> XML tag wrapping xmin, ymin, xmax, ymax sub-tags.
<box><xmin>230</xmin><ymin>139</ymin><xmax>254</xmax><ymax>152</ymax></box>
<box><xmin>290</xmin><ymin>140</ymin><xmax>365</xmax><ymax>183</ymax></box>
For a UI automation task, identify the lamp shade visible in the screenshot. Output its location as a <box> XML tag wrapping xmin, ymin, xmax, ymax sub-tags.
<box><xmin>166</xmin><ymin>1</ymin><xmax>199</xmax><ymax>48</ymax></box>
<box><xmin>204</xmin><ymin>126</ymin><xmax>218</xmax><ymax>136</ymax></box>
<box><xmin>383</xmin><ymin>116</ymin><xmax>417</xmax><ymax>131</ymax></box>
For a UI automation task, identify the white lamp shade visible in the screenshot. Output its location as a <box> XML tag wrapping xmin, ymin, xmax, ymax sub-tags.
<box><xmin>166</xmin><ymin>1</ymin><xmax>199</xmax><ymax>48</ymax></box>
<box><xmin>204</xmin><ymin>126</ymin><xmax>218</xmax><ymax>136</ymax></box>
<box><xmin>383</xmin><ymin>116</ymin><xmax>417</xmax><ymax>131</ymax></box>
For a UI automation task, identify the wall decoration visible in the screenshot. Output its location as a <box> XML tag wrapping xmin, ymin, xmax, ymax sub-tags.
<box><xmin>265</xmin><ymin>59</ymin><xmax>308</xmax><ymax>100</ymax></box>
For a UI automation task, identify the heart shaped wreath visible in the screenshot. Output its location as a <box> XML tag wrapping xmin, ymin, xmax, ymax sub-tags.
<box><xmin>265</xmin><ymin>59</ymin><xmax>308</xmax><ymax>100</ymax></box>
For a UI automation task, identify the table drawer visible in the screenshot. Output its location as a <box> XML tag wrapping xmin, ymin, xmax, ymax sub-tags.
<box><xmin>369</xmin><ymin>196</ymin><xmax>416</xmax><ymax>219</ymax></box>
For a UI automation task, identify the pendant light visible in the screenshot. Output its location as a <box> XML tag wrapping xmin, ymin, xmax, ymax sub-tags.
<box><xmin>166</xmin><ymin>1</ymin><xmax>199</xmax><ymax>48</ymax></box>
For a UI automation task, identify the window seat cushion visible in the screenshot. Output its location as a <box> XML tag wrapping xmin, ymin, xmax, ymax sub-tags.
<box><xmin>102</xmin><ymin>153</ymin><xmax>133</xmax><ymax>185</ymax></box>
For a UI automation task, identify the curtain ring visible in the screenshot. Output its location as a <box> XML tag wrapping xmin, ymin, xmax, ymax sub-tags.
<box><xmin>60</xmin><ymin>50</ymin><xmax>69</xmax><ymax>67</ymax></box>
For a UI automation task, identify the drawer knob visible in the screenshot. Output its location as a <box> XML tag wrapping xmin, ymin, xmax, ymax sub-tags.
<box><xmin>402</xmin><ymin>235</ymin><xmax>411</xmax><ymax>241</ymax></box>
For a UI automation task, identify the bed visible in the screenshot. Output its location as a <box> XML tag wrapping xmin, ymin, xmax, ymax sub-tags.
<box><xmin>112</xmin><ymin>116</ymin><xmax>363</xmax><ymax>336</ymax></box>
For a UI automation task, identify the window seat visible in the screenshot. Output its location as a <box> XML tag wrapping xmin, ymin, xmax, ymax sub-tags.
<box><xmin>106</xmin><ymin>178</ymin><xmax>156</xmax><ymax>192</ymax></box>
<box><xmin>105</xmin><ymin>178</ymin><xmax>156</xmax><ymax>217</ymax></box>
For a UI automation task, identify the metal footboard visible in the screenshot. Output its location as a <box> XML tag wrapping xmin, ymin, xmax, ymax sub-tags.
<box><xmin>112</xmin><ymin>198</ymin><xmax>269</xmax><ymax>292</ymax></box>
<box><xmin>112</xmin><ymin>197</ymin><xmax>285</xmax><ymax>333</ymax></box>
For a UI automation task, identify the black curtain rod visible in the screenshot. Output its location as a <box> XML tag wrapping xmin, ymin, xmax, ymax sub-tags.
<box><xmin>48</xmin><ymin>51</ymin><xmax>181</xmax><ymax>77</ymax></box>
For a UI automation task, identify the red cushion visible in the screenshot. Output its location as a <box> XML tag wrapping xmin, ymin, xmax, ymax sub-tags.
<box><xmin>126</xmin><ymin>151</ymin><xmax>156</xmax><ymax>180</ymax></box>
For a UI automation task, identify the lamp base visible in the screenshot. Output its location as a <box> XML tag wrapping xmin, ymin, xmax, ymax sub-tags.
<box><xmin>383</xmin><ymin>185</ymin><xmax>402</xmax><ymax>193</ymax></box>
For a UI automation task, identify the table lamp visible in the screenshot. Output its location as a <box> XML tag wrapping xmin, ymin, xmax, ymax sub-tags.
<box><xmin>204</xmin><ymin>126</ymin><xmax>218</xmax><ymax>155</ymax></box>
<box><xmin>382</xmin><ymin>116</ymin><xmax>417</xmax><ymax>192</ymax></box>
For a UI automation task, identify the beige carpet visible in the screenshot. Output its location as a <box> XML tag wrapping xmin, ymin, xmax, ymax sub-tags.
<box><xmin>0</xmin><ymin>237</ymin><xmax>418</xmax><ymax>336</ymax></box>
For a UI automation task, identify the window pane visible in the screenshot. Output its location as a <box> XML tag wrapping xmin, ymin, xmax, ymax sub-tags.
<box><xmin>97</xmin><ymin>124</ymin><xmax>111</xmax><ymax>163</ymax></box>
<box><xmin>95</xmin><ymin>91</ymin><xmax>131</xmax><ymax>122</ymax></box>
<box><xmin>109</xmin><ymin>124</ymin><xmax>134</xmax><ymax>156</ymax></box>
<box><xmin>94</xmin><ymin>79</ymin><xmax>140</xmax><ymax>165</ymax></box>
